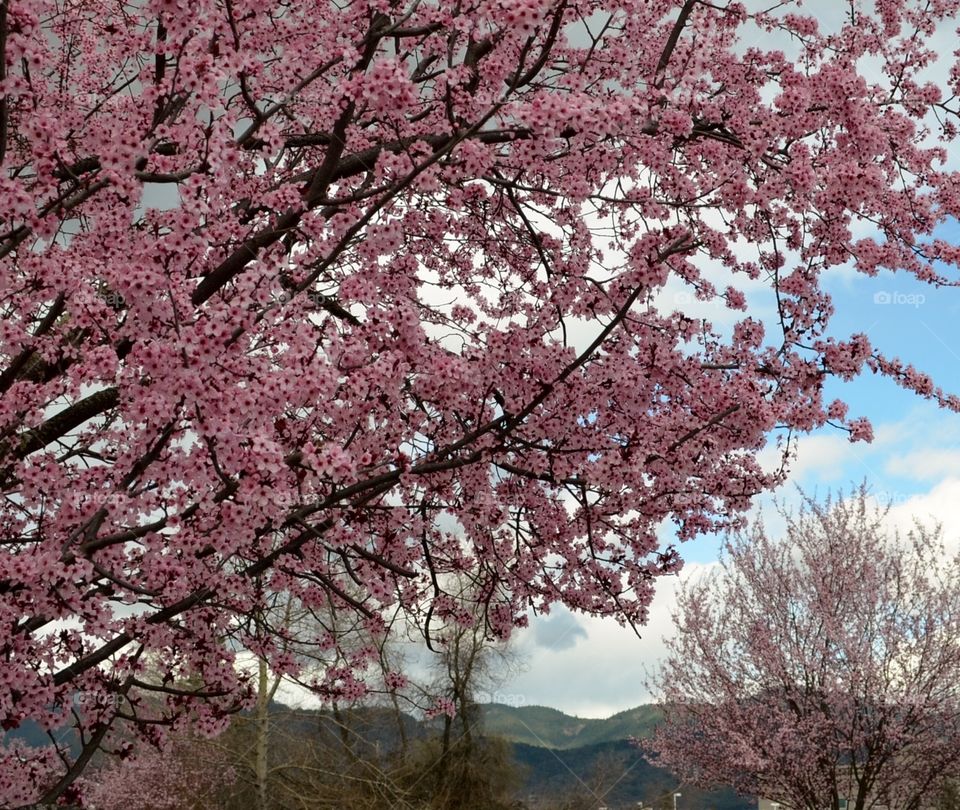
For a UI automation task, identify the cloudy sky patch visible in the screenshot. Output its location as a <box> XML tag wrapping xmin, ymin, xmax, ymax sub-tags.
<box><xmin>529</xmin><ymin>607</ymin><xmax>589</xmax><ymax>652</ymax></box>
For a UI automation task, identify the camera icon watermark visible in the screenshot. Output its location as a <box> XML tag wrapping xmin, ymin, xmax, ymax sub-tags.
<box><xmin>874</xmin><ymin>489</ymin><xmax>913</xmax><ymax>506</ymax></box>
<box><xmin>73</xmin><ymin>690</ymin><xmax>123</xmax><ymax>709</ymax></box>
<box><xmin>671</xmin><ymin>290</ymin><xmax>729</xmax><ymax>310</ymax></box>
<box><xmin>71</xmin><ymin>286</ymin><xmax>128</xmax><ymax>309</ymax></box>
<box><xmin>63</xmin><ymin>490</ymin><xmax>126</xmax><ymax>511</ymax></box>
<box><xmin>873</xmin><ymin>290</ymin><xmax>925</xmax><ymax>307</ymax></box>
<box><xmin>479</xmin><ymin>690</ymin><xmax>526</xmax><ymax>708</ymax></box>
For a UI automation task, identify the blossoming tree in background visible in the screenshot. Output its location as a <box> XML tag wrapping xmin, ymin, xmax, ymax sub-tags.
<box><xmin>2</xmin><ymin>0</ymin><xmax>960</xmax><ymax>803</ymax></box>
<box><xmin>81</xmin><ymin>734</ymin><xmax>235</xmax><ymax>810</ymax></box>
<box><xmin>646</xmin><ymin>490</ymin><xmax>960</xmax><ymax>810</ymax></box>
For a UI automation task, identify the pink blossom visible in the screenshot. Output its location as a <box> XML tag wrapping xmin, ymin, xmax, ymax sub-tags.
<box><xmin>1</xmin><ymin>0</ymin><xmax>960</xmax><ymax>802</ymax></box>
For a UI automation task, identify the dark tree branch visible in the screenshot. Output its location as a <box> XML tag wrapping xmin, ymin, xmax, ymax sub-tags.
<box><xmin>3</xmin><ymin>387</ymin><xmax>120</xmax><ymax>465</ymax></box>
<box><xmin>655</xmin><ymin>0</ymin><xmax>698</xmax><ymax>90</ymax></box>
<box><xmin>0</xmin><ymin>0</ymin><xmax>8</xmax><ymax>166</ymax></box>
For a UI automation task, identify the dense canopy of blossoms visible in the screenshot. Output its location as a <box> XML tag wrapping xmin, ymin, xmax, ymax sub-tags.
<box><xmin>2</xmin><ymin>0</ymin><xmax>960</xmax><ymax>803</ymax></box>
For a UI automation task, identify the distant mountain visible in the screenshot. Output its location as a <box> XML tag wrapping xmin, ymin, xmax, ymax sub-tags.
<box><xmin>511</xmin><ymin>738</ymin><xmax>751</xmax><ymax>810</ymax></box>
<box><xmin>479</xmin><ymin>703</ymin><xmax>753</xmax><ymax>810</ymax></box>
<box><xmin>479</xmin><ymin>702</ymin><xmax>663</xmax><ymax>749</ymax></box>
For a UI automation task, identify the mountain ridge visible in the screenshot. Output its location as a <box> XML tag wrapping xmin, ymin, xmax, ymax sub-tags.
<box><xmin>478</xmin><ymin>701</ymin><xmax>664</xmax><ymax>749</ymax></box>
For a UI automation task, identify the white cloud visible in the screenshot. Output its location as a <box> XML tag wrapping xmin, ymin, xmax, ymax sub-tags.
<box><xmin>784</xmin><ymin>432</ymin><xmax>860</xmax><ymax>482</ymax></box>
<box><xmin>500</xmin><ymin>563</ymin><xmax>719</xmax><ymax>718</ymax></box>
<box><xmin>529</xmin><ymin>608</ymin><xmax>589</xmax><ymax>651</ymax></box>
<box><xmin>885</xmin><ymin>478</ymin><xmax>960</xmax><ymax>557</ymax></box>
<box><xmin>884</xmin><ymin>448</ymin><xmax>960</xmax><ymax>482</ymax></box>
<box><xmin>754</xmin><ymin>428</ymin><xmax>886</xmax><ymax>496</ymax></box>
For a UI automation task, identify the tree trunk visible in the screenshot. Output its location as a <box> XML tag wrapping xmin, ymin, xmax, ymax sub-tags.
<box><xmin>255</xmin><ymin>656</ymin><xmax>270</xmax><ymax>810</ymax></box>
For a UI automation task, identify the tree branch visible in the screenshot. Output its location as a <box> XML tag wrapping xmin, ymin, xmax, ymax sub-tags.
<box><xmin>655</xmin><ymin>0</ymin><xmax>698</xmax><ymax>89</ymax></box>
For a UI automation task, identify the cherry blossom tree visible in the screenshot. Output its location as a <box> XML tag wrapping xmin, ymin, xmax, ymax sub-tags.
<box><xmin>646</xmin><ymin>490</ymin><xmax>960</xmax><ymax>810</ymax></box>
<box><xmin>81</xmin><ymin>732</ymin><xmax>235</xmax><ymax>810</ymax></box>
<box><xmin>3</xmin><ymin>0</ymin><xmax>960</xmax><ymax>803</ymax></box>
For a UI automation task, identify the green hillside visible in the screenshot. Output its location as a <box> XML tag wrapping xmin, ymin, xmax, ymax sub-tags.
<box><xmin>479</xmin><ymin>702</ymin><xmax>663</xmax><ymax>749</ymax></box>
